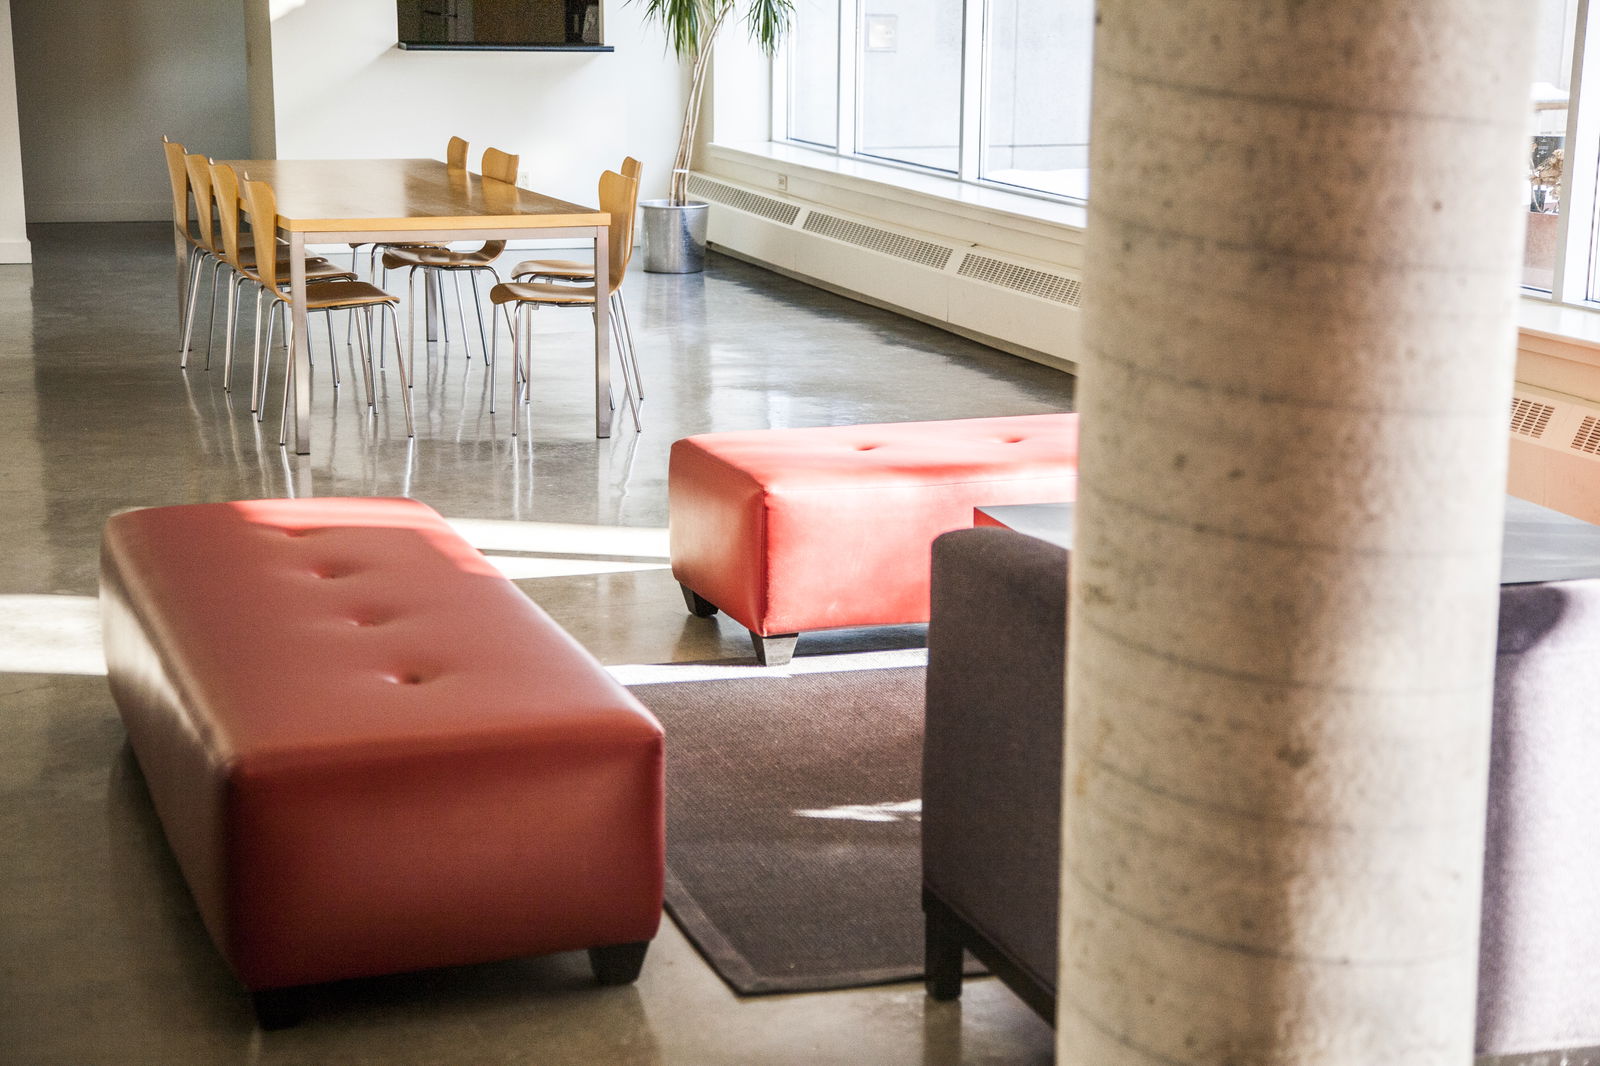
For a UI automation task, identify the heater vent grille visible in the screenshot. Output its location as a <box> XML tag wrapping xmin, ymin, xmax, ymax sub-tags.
<box><xmin>1574</xmin><ymin>415</ymin><xmax>1600</xmax><ymax>455</ymax></box>
<box><xmin>1510</xmin><ymin>397</ymin><xmax>1556</xmax><ymax>438</ymax></box>
<box><xmin>801</xmin><ymin>212</ymin><xmax>954</xmax><ymax>269</ymax></box>
<box><xmin>687</xmin><ymin>176</ymin><xmax>802</xmax><ymax>225</ymax></box>
<box><xmin>958</xmin><ymin>253</ymin><xmax>1083</xmax><ymax>306</ymax></box>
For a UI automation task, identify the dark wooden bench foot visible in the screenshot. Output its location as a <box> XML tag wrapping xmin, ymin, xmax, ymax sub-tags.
<box><xmin>680</xmin><ymin>584</ymin><xmax>719</xmax><ymax>618</ymax></box>
<box><xmin>589</xmin><ymin>940</ymin><xmax>651</xmax><ymax>985</ymax></box>
<box><xmin>923</xmin><ymin>889</ymin><xmax>966</xmax><ymax>1001</ymax></box>
<box><xmin>751</xmin><ymin>631</ymin><xmax>799</xmax><ymax>667</ymax></box>
<box><xmin>251</xmin><ymin>987</ymin><xmax>307</xmax><ymax>1030</ymax></box>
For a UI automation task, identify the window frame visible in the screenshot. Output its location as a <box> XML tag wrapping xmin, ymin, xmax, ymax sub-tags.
<box><xmin>774</xmin><ymin>0</ymin><xmax>1092</xmax><ymax>208</ymax></box>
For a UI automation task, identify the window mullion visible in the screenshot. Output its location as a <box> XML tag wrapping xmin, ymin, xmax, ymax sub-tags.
<box><xmin>1558</xmin><ymin>0</ymin><xmax>1597</xmax><ymax>302</ymax></box>
<box><xmin>958</xmin><ymin>0</ymin><xmax>986</xmax><ymax>180</ymax></box>
<box><xmin>772</xmin><ymin>37</ymin><xmax>790</xmax><ymax>144</ymax></box>
<box><xmin>837</xmin><ymin>0</ymin><xmax>858</xmax><ymax>156</ymax></box>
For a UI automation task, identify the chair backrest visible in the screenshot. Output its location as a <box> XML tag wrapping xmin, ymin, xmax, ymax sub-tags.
<box><xmin>618</xmin><ymin>157</ymin><xmax>643</xmax><ymax>272</ymax></box>
<box><xmin>183</xmin><ymin>152</ymin><xmax>218</xmax><ymax>253</ymax></box>
<box><xmin>163</xmin><ymin>137</ymin><xmax>195</xmax><ymax>243</ymax></box>
<box><xmin>209</xmin><ymin>162</ymin><xmax>247</xmax><ymax>272</ymax></box>
<box><xmin>240</xmin><ymin>178</ymin><xmax>281</xmax><ymax>291</ymax></box>
<box><xmin>481</xmin><ymin>146</ymin><xmax>519</xmax><ymax>185</ymax></box>
<box><xmin>598</xmin><ymin>168</ymin><xmax>640</xmax><ymax>296</ymax></box>
<box><xmin>447</xmin><ymin>135</ymin><xmax>469</xmax><ymax>170</ymax></box>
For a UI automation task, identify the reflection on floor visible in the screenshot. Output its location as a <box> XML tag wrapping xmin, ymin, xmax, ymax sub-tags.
<box><xmin>0</xmin><ymin>224</ymin><xmax>1068</xmax><ymax>1065</ymax></box>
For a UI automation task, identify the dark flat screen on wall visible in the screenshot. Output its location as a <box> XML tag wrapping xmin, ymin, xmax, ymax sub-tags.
<box><xmin>397</xmin><ymin>0</ymin><xmax>603</xmax><ymax>48</ymax></box>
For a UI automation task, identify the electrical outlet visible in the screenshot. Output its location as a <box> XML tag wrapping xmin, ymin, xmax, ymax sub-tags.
<box><xmin>776</xmin><ymin>174</ymin><xmax>788</xmax><ymax>191</ymax></box>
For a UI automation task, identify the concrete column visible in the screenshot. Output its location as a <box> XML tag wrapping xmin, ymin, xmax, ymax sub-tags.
<box><xmin>1061</xmin><ymin>3</ymin><xmax>1536</xmax><ymax>1063</ymax></box>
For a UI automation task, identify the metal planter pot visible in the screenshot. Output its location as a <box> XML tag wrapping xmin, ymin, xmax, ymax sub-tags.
<box><xmin>640</xmin><ymin>199</ymin><xmax>709</xmax><ymax>274</ymax></box>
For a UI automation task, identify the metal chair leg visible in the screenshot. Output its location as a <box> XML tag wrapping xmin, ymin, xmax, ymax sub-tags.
<box><xmin>512</xmin><ymin>305</ymin><xmax>529</xmax><ymax>434</ymax></box>
<box><xmin>202</xmin><ymin>258</ymin><xmax>226</xmax><ymax>369</ymax></box>
<box><xmin>616</xmin><ymin>290</ymin><xmax>643</xmax><ymax>401</ymax></box>
<box><xmin>406</xmin><ymin>267</ymin><xmax>419</xmax><ymax>387</ymax></box>
<box><xmin>222</xmin><ymin>272</ymin><xmax>244</xmax><ymax>391</ymax></box>
<box><xmin>259</xmin><ymin>300</ymin><xmax>280</xmax><ymax>423</ymax></box>
<box><xmin>609</xmin><ymin>305</ymin><xmax>641</xmax><ymax>431</ymax></box>
<box><xmin>179</xmin><ymin>251</ymin><xmax>207</xmax><ymax>368</ymax></box>
<box><xmin>324</xmin><ymin>313</ymin><xmax>340</xmax><ymax>389</ymax></box>
<box><xmin>176</xmin><ymin>246</ymin><xmax>203</xmax><ymax>351</ymax></box>
<box><xmin>385</xmin><ymin>304</ymin><xmax>414</xmax><ymax>437</ymax></box>
<box><xmin>354</xmin><ymin>307</ymin><xmax>376</xmax><ymax>409</ymax></box>
<box><xmin>277</xmin><ymin>312</ymin><xmax>296</xmax><ymax>443</ymax></box>
<box><xmin>451</xmin><ymin>272</ymin><xmax>471</xmax><ymax>356</ymax></box>
<box><xmin>489</xmin><ymin>297</ymin><xmax>499</xmax><ymax>415</ymax></box>
<box><xmin>470</xmin><ymin>271</ymin><xmax>491</xmax><ymax>363</ymax></box>
<box><xmin>249</xmin><ymin>288</ymin><xmax>266</xmax><ymax>412</ymax></box>
<box><xmin>435</xmin><ymin>270</ymin><xmax>452</xmax><ymax>344</ymax></box>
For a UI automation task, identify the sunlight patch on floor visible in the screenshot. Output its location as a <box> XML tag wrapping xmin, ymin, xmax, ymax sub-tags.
<box><xmin>0</xmin><ymin>595</ymin><xmax>105</xmax><ymax>676</ymax></box>
<box><xmin>794</xmin><ymin>799</ymin><xmax>922</xmax><ymax>823</ymax></box>
<box><xmin>446</xmin><ymin>518</ymin><xmax>669</xmax><ymax>559</ymax></box>
<box><xmin>484</xmin><ymin>556</ymin><xmax>671</xmax><ymax>580</ymax></box>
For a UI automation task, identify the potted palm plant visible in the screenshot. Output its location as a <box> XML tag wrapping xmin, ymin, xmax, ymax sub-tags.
<box><xmin>635</xmin><ymin>0</ymin><xmax>792</xmax><ymax>272</ymax></box>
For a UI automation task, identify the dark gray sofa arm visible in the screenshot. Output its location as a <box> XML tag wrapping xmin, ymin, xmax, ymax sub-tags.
<box><xmin>1478</xmin><ymin>576</ymin><xmax>1600</xmax><ymax>1056</ymax></box>
<box><xmin>922</xmin><ymin>526</ymin><xmax>1067</xmax><ymax>1021</ymax></box>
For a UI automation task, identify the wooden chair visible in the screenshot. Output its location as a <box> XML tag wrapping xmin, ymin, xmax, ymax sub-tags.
<box><xmin>349</xmin><ymin>136</ymin><xmax>471</xmax><ymax>353</ymax></box>
<box><xmin>206</xmin><ymin>162</ymin><xmax>354</xmax><ymax>398</ymax></box>
<box><xmin>509</xmin><ymin>157</ymin><xmax>645</xmax><ymax>403</ymax></box>
<box><xmin>381</xmin><ymin>146</ymin><xmax>521</xmax><ymax>367</ymax></box>
<box><xmin>163</xmin><ymin>137</ymin><xmax>210</xmax><ymax>365</ymax></box>
<box><xmin>237</xmin><ymin>176</ymin><xmax>414</xmax><ymax>440</ymax></box>
<box><xmin>488</xmin><ymin>168</ymin><xmax>642</xmax><ymax>432</ymax></box>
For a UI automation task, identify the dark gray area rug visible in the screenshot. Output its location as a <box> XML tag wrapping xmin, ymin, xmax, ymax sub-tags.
<box><xmin>628</xmin><ymin>664</ymin><xmax>967</xmax><ymax>995</ymax></box>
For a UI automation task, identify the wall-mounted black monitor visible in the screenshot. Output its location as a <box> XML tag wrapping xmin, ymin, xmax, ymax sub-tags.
<box><xmin>397</xmin><ymin>0</ymin><xmax>611</xmax><ymax>51</ymax></box>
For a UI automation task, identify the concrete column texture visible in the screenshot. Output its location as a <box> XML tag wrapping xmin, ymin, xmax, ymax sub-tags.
<box><xmin>1062</xmin><ymin>2</ymin><xmax>1536</xmax><ymax>1063</ymax></box>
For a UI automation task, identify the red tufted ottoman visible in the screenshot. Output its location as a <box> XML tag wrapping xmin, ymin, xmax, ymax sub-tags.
<box><xmin>99</xmin><ymin>497</ymin><xmax>665</xmax><ymax>1025</ymax></box>
<box><xmin>669</xmin><ymin>413</ymin><xmax>1079</xmax><ymax>665</ymax></box>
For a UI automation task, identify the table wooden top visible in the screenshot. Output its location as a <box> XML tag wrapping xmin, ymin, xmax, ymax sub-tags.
<box><xmin>222</xmin><ymin>158</ymin><xmax>608</xmax><ymax>234</ymax></box>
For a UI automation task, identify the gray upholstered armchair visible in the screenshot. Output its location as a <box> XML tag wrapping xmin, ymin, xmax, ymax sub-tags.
<box><xmin>921</xmin><ymin>524</ymin><xmax>1600</xmax><ymax>1057</ymax></box>
<box><xmin>922</xmin><ymin>526</ymin><xmax>1066</xmax><ymax>1024</ymax></box>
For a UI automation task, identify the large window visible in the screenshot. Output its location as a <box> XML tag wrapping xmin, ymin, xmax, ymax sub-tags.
<box><xmin>1525</xmin><ymin>0</ymin><xmax>1580</xmax><ymax>292</ymax></box>
<box><xmin>982</xmin><ymin>0</ymin><xmax>1090</xmax><ymax>198</ymax></box>
<box><xmin>859</xmin><ymin>0</ymin><xmax>964</xmax><ymax>171</ymax></box>
<box><xmin>783</xmin><ymin>0</ymin><xmax>1095</xmax><ymax>201</ymax></box>
<box><xmin>789</xmin><ymin>0</ymin><xmax>840</xmax><ymax>147</ymax></box>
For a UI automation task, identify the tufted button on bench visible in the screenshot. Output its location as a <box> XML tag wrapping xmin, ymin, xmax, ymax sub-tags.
<box><xmin>669</xmin><ymin>413</ymin><xmax>1079</xmax><ymax>665</ymax></box>
<box><xmin>99</xmin><ymin>497</ymin><xmax>665</xmax><ymax>1026</ymax></box>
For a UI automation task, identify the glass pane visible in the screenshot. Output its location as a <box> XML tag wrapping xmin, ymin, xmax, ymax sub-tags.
<box><xmin>859</xmin><ymin>0</ymin><xmax>963</xmax><ymax>172</ymax></box>
<box><xmin>982</xmin><ymin>0</ymin><xmax>1092</xmax><ymax>200</ymax></box>
<box><xmin>1525</xmin><ymin>0</ymin><xmax>1578</xmax><ymax>292</ymax></box>
<box><xmin>789</xmin><ymin>0</ymin><xmax>840</xmax><ymax>148</ymax></box>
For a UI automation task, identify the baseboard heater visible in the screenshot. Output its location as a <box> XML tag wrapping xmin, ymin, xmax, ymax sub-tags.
<box><xmin>1508</xmin><ymin>385</ymin><xmax>1600</xmax><ymax>523</ymax></box>
<box><xmin>687</xmin><ymin>173</ymin><xmax>1082</xmax><ymax>371</ymax></box>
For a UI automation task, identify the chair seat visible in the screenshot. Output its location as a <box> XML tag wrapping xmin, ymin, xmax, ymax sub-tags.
<box><xmin>350</xmin><ymin>241</ymin><xmax>446</xmax><ymax>250</ymax></box>
<box><xmin>241</xmin><ymin>253</ymin><xmax>351</xmax><ymax>281</ymax></box>
<box><xmin>382</xmin><ymin>242</ymin><xmax>505</xmax><ymax>271</ymax></box>
<box><xmin>300</xmin><ymin>280</ymin><xmax>399</xmax><ymax>310</ymax></box>
<box><xmin>511</xmin><ymin>258</ymin><xmax>591</xmax><ymax>281</ymax></box>
<box><xmin>490</xmin><ymin>280</ymin><xmax>598</xmax><ymax>306</ymax></box>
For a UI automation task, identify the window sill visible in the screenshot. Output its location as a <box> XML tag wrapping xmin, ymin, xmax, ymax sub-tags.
<box><xmin>396</xmin><ymin>42</ymin><xmax>614</xmax><ymax>52</ymax></box>
<box><xmin>1520</xmin><ymin>296</ymin><xmax>1600</xmax><ymax>360</ymax></box>
<box><xmin>702</xmin><ymin>141</ymin><xmax>1087</xmax><ymax>264</ymax></box>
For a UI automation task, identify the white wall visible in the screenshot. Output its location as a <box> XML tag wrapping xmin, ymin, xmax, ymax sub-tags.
<box><xmin>258</xmin><ymin>0</ymin><xmax>687</xmax><ymax>210</ymax></box>
<box><xmin>10</xmin><ymin>0</ymin><xmax>251</xmax><ymax>223</ymax></box>
<box><xmin>0</xmin><ymin>0</ymin><xmax>30</xmax><ymax>260</ymax></box>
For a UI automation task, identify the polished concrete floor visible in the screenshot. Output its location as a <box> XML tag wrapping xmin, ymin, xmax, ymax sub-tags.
<box><xmin>0</xmin><ymin>224</ymin><xmax>1071</xmax><ymax>1065</ymax></box>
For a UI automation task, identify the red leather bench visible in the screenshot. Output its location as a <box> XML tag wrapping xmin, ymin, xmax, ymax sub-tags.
<box><xmin>99</xmin><ymin>497</ymin><xmax>665</xmax><ymax>1025</ymax></box>
<box><xmin>669</xmin><ymin>413</ymin><xmax>1079</xmax><ymax>665</ymax></box>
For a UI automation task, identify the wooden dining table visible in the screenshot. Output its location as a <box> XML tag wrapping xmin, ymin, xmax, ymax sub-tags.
<box><xmin>201</xmin><ymin>158</ymin><xmax>613</xmax><ymax>454</ymax></box>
